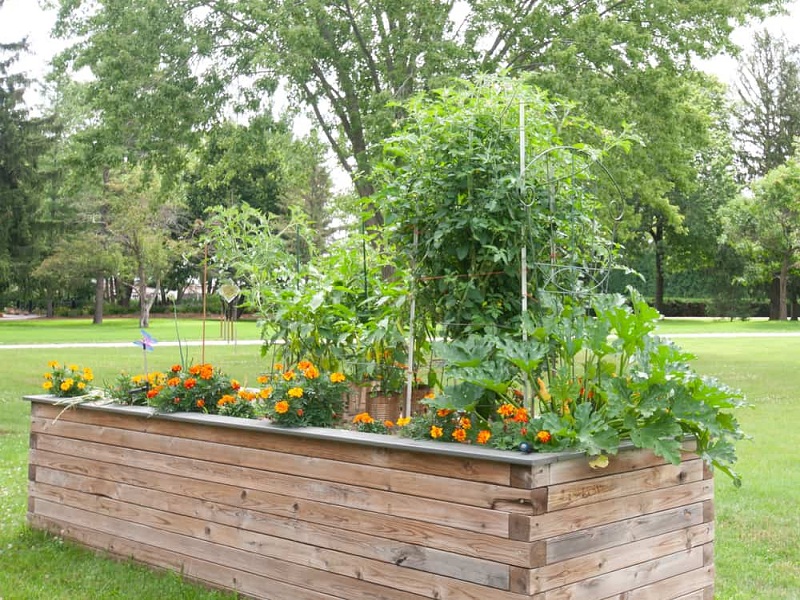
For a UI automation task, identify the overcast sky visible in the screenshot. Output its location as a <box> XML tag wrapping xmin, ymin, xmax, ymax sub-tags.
<box><xmin>2</xmin><ymin>0</ymin><xmax>799</xmax><ymax>108</ymax></box>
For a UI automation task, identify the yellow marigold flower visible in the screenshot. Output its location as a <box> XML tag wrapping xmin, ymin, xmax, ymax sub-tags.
<box><xmin>303</xmin><ymin>365</ymin><xmax>320</xmax><ymax>379</ymax></box>
<box><xmin>60</xmin><ymin>381</ymin><xmax>72</xmax><ymax>392</ymax></box>
<box><xmin>282</xmin><ymin>370</ymin><xmax>296</xmax><ymax>381</ymax></box>
<box><xmin>43</xmin><ymin>373</ymin><xmax>52</xmax><ymax>380</ymax></box>
<box><xmin>477</xmin><ymin>430</ymin><xmax>491</xmax><ymax>445</ymax></box>
<box><xmin>288</xmin><ymin>387</ymin><xmax>303</xmax><ymax>398</ymax></box>
<box><xmin>536</xmin><ymin>430</ymin><xmax>552</xmax><ymax>444</ymax></box>
<box><xmin>497</xmin><ymin>403</ymin><xmax>516</xmax><ymax>418</ymax></box>
<box><xmin>259</xmin><ymin>387</ymin><xmax>273</xmax><ymax>399</ymax></box>
<box><xmin>452</xmin><ymin>428</ymin><xmax>467</xmax><ymax>443</ymax></box>
<box><xmin>396</xmin><ymin>416</ymin><xmax>412</xmax><ymax>427</ymax></box>
<box><xmin>83</xmin><ymin>372</ymin><xmax>94</xmax><ymax>382</ymax></box>
<box><xmin>330</xmin><ymin>372</ymin><xmax>346</xmax><ymax>383</ymax></box>
<box><xmin>257</xmin><ymin>375</ymin><xmax>269</xmax><ymax>385</ymax></box>
<box><xmin>77</xmin><ymin>382</ymin><xmax>86</xmax><ymax>390</ymax></box>
<box><xmin>68</xmin><ymin>364</ymin><xmax>79</xmax><ymax>371</ymax></box>
<box><xmin>297</xmin><ymin>360</ymin><xmax>312</xmax><ymax>371</ymax></box>
<box><xmin>273</xmin><ymin>363</ymin><xmax>284</xmax><ymax>372</ymax></box>
<box><xmin>131</xmin><ymin>375</ymin><xmax>143</xmax><ymax>384</ymax></box>
<box><xmin>459</xmin><ymin>417</ymin><xmax>472</xmax><ymax>430</ymax></box>
<box><xmin>430</xmin><ymin>425</ymin><xmax>443</xmax><ymax>439</ymax></box>
<box><xmin>352</xmin><ymin>412</ymin><xmax>374</xmax><ymax>424</ymax></box>
<box><xmin>48</xmin><ymin>360</ymin><xmax>59</xmax><ymax>368</ymax></box>
<box><xmin>216</xmin><ymin>395</ymin><xmax>235</xmax><ymax>407</ymax></box>
<box><xmin>424</xmin><ymin>392</ymin><xmax>435</xmax><ymax>400</ymax></box>
<box><xmin>275</xmin><ymin>400</ymin><xmax>290</xmax><ymax>414</ymax></box>
<box><xmin>42</xmin><ymin>381</ymin><xmax>53</xmax><ymax>390</ymax></box>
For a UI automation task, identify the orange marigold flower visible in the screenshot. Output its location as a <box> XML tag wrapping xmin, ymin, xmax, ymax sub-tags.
<box><xmin>497</xmin><ymin>403</ymin><xmax>516</xmax><ymax>418</ymax></box>
<box><xmin>297</xmin><ymin>360</ymin><xmax>312</xmax><ymax>371</ymax></box>
<box><xmin>459</xmin><ymin>416</ymin><xmax>472</xmax><ymax>430</ymax></box>
<box><xmin>330</xmin><ymin>372</ymin><xmax>346</xmax><ymax>383</ymax></box>
<box><xmin>303</xmin><ymin>365</ymin><xmax>320</xmax><ymax>379</ymax></box>
<box><xmin>430</xmin><ymin>425</ymin><xmax>443</xmax><ymax>439</ymax></box>
<box><xmin>296</xmin><ymin>408</ymin><xmax>304</xmax><ymax>417</ymax></box>
<box><xmin>146</xmin><ymin>386</ymin><xmax>162</xmax><ymax>399</ymax></box>
<box><xmin>282</xmin><ymin>370</ymin><xmax>295</xmax><ymax>381</ymax></box>
<box><xmin>238</xmin><ymin>390</ymin><xmax>256</xmax><ymax>401</ymax></box>
<box><xmin>188</xmin><ymin>364</ymin><xmax>201</xmax><ymax>375</ymax></box>
<box><xmin>183</xmin><ymin>378</ymin><xmax>197</xmax><ymax>389</ymax></box>
<box><xmin>452</xmin><ymin>428</ymin><xmax>467</xmax><ymax>442</ymax></box>
<box><xmin>196</xmin><ymin>399</ymin><xmax>205</xmax><ymax>408</ymax></box>
<box><xmin>476</xmin><ymin>430</ymin><xmax>492</xmax><ymax>445</ymax></box>
<box><xmin>199</xmin><ymin>365</ymin><xmax>214</xmax><ymax>380</ymax></box>
<box><xmin>424</xmin><ymin>392</ymin><xmax>436</xmax><ymax>400</ymax></box>
<box><xmin>259</xmin><ymin>387</ymin><xmax>273</xmax><ymax>399</ymax></box>
<box><xmin>231</xmin><ymin>379</ymin><xmax>241</xmax><ymax>390</ymax></box>
<box><xmin>396</xmin><ymin>416</ymin><xmax>412</xmax><ymax>427</ymax></box>
<box><xmin>257</xmin><ymin>375</ymin><xmax>269</xmax><ymax>385</ymax></box>
<box><xmin>274</xmin><ymin>400</ymin><xmax>290</xmax><ymax>414</ymax></box>
<box><xmin>216</xmin><ymin>395</ymin><xmax>235</xmax><ymax>407</ymax></box>
<box><xmin>273</xmin><ymin>363</ymin><xmax>284</xmax><ymax>372</ymax></box>
<box><xmin>288</xmin><ymin>387</ymin><xmax>303</xmax><ymax>398</ymax></box>
<box><xmin>536</xmin><ymin>430</ymin><xmax>552</xmax><ymax>444</ymax></box>
<box><xmin>352</xmin><ymin>412</ymin><xmax>374</xmax><ymax>424</ymax></box>
<box><xmin>173</xmin><ymin>397</ymin><xmax>181</xmax><ymax>404</ymax></box>
<box><xmin>167</xmin><ymin>377</ymin><xmax>181</xmax><ymax>387</ymax></box>
<box><xmin>383</xmin><ymin>420</ymin><xmax>395</xmax><ymax>428</ymax></box>
<box><xmin>513</xmin><ymin>407</ymin><xmax>530</xmax><ymax>423</ymax></box>
<box><xmin>436</xmin><ymin>408</ymin><xmax>452</xmax><ymax>418</ymax></box>
<box><xmin>171</xmin><ymin>364</ymin><xmax>182</xmax><ymax>373</ymax></box>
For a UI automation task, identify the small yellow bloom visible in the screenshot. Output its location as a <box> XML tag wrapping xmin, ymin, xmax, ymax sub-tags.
<box><xmin>303</xmin><ymin>365</ymin><xmax>320</xmax><ymax>379</ymax></box>
<box><xmin>68</xmin><ymin>364</ymin><xmax>79</xmax><ymax>371</ymax></box>
<box><xmin>282</xmin><ymin>370</ymin><xmax>296</xmax><ymax>381</ymax></box>
<box><xmin>60</xmin><ymin>381</ymin><xmax>72</xmax><ymax>392</ymax></box>
<box><xmin>259</xmin><ymin>386</ymin><xmax>273</xmax><ymax>399</ymax></box>
<box><xmin>430</xmin><ymin>425</ymin><xmax>443</xmax><ymax>439</ymax></box>
<box><xmin>42</xmin><ymin>381</ymin><xmax>53</xmax><ymax>390</ymax></box>
<box><xmin>274</xmin><ymin>400</ymin><xmax>290</xmax><ymax>414</ymax></box>
<box><xmin>288</xmin><ymin>387</ymin><xmax>303</xmax><ymax>398</ymax></box>
<box><xmin>48</xmin><ymin>360</ymin><xmax>60</xmax><ymax>368</ymax></box>
<box><xmin>43</xmin><ymin>373</ymin><xmax>52</xmax><ymax>380</ymax></box>
<box><xmin>396</xmin><ymin>416</ymin><xmax>412</xmax><ymax>427</ymax></box>
<box><xmin>77</xmin><ymin>382</ymin><xmax>86</xmax><ymax>390</ymax></box>
<box><xmin>257</xmin><ymin>375</ymin><xmax>269</xmax><ymax>385</ymax></box>
<box><xmin>330</xmin><ymin>372</ymin><xmax>346</xmax><ymax>383</ymax></box>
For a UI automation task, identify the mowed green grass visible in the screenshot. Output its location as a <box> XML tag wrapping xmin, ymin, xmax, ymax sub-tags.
<box><xmin>1</xmin><ymin>317</ymin><xmax>799</xmax><ymax>598</ymax></box>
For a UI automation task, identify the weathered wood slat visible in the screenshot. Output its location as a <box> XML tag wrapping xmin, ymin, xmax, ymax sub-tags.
<box><xmin>31</xmin><ymin>402</ymin><xmax>512</xmax><ymax>485</ymax></box>
<box><xmin>529</xmin><ymin>523</ymin><xmax>713</xmax><ymax>593</ymax></box>
<box><xmin>599</xmin><ymin>564</ymin><xmax>714</xmax><ymax>600</ymax></box>
<box><xmin>29</xmin><ymin>450</ymin><xmax>533</xmax><ymax>568</ymax></box>
<box><xmin>30</xmin><ymin>415</ymin><xmax>535</xmax><ymax>511</ymax></box>
<box><xmin>546</xmin><ymin>460</ymin><xmax>704</xmax><ymax>511</ymax></box>
<box><xmin>31</xmin><ymin>432</ymin><xmax>511</xmax><ymax>537</ymax></box>
<box><xmin>545</xmin><ymin>503</ymin><xmax>707</xmax><ymax>563</ymax></box>
<box><xmin>31</xmin><ymin>474</ymin><xmax>511</xmax><ymax>589</ymax></box>
<box><xmin>526</xmin><ymin>479</ymin><xmax>714</xmax><ymax>542</ymax></box>
<box><xmin>29</xmin><ymin>514</ymin><xmax>345</xmax><ymax>600</ymax></box>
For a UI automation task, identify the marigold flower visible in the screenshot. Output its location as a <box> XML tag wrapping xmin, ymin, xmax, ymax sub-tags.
<box><xmin>146</xmin><ymin>386</ymin><xmax>162</xmax><ymax>399</ymax></box>
<box><xmin>452</xmin><ymin>428</ymin><xmax>467</xmax><ymax>442</ymax></box>
<box><xmin>173</xmin><ymin>397</ymin><xmax>181</xmax><ymax>404</ymax></box>
<box><xmin>330</xmin><ymin>372</ymin><xmax>346</xmax><ymax>383</ymax></box>
<box><xmin>430</xmin><ymin>425</ymin><xmax>443</xmax><ymax>439</ymax></box>
<box><xmin>288</xmin><ymin>387</ymin><xmax>303</xmax><ymax>398</ymax></box>
<box><xmin>68</xmin><ymin>364</ymin><xmax>79</xmax><ymax>371</ymax></box>
<box><xmin>238</xmin><ymin>390</ymin><xmax>256</xmax><ymax>401</ymax></box>
<box><xmin>42</xmin><ymin>381</ymin><xmax>53</xmax><ymax>390</ymax></box>
<box><xmin>189</xmin><ymin>364</ymin><xmax>202</xmax><ymax>376</ymax></box>
<box><xmin>303</xmin><ymin>365</ymin><xmax>320</xmax><ymax>379</ymax></box>
<box><xmin>536</xmin><ymin>430</ymin><xmax>552</xmax><ymax>444</ymax></box>
<box><xmin>497</xmin><ymin>403</ymin><xmax>516</xmax><ymax>418</ymax></box>
<box><xmin>282</xmin><ymin>370</ymin><xmax>295</xmax><ymax>381</ymax></box>
<box><xmin>167</xmin><ymin>377</ymin><xmax>181</xmax><ymax>387</ymax></box>
<box><xmin>296</xmin><ymin>409</ymin><xmax>304</xmax><ymax>417</ymax></box>
<box><xmin>199</xmin><ymin>365</ymin><xmax>213</xmax><ymax>380</ymax></box>
<box><xmin>352</xmin><ymin>412</ymin><xmax>374</xmax><ymax>424</ymax></box>
<box><xmin>459</xmin><ymin>417</ymin><xmax>472</xmax><ymax>430</ymax></box>
<box><xmin>196</xmin><ymin>399</ymin><xmax>205</xmax><ymax>408</ymax></box>
<box><xmin>60</xmin><ymin>380</ymin><xmax>72</xmax><ymax>392</ymax></box>
<box><xmin>183</xmin><ymin>378</ymin><xmax>197</xmax><ymax>389</ymax></box>
<box><xmin>476</xmin><ymin>430</ymin><xmax>491</xmax><ymax>445</ymax></box>
<box><xmin>231</xmin><ymin>379</ymin><xmax>241</xmax><ymax>390</ymax></box>
<box><xmin>259</xmin><ymin>387</ymin><xmax>273</xmax><ymax>399</ymax></box>
<box><xmin>275</xmin><ymin>400</ymin><xmax>290</xmax><ymax>414</ymax></box>
<box><xmin>171</xmin><ymin>364</ymin><xmax>182</xmax><ymax>373</ymax></box>
<box><xmin>257</xmin><ymin>375</ymin><xmax>269</xmax><ymax>385</ymax></box>
<box><xmin>396</xmin><ymin>416</ymin><xmax>412</xmax><ymax>427</ymax></box>
<box><xmin>217</xmin><ymin>395</ymin><xmax>235</xmax><ymax>407</ymax></box>
<box><xmin>48</xmin><ymin>360</ymin><xmax>59</xmax><ymax>368</ymax></box>
<box><xmin>383</xmin><ymin>420</ymin><xmax>395</xmax><ymax>428</ymax></box>
<box><xmin>82</xmin><ymin>369</ymin><xmax>94</xmax><ymax>381</ymax></box>
<box><xmin>424</xmin><ymin>392</ymin><xmax>436</xmax><ymax>400</ymax></box>
<box><xmin>436</xmin><ymin>408</ymin><xmax>452</xmax><ymax>418</ymax></box>
<box><xmin>513</xmin><ymin>407</ymin><xmax>529</xmax><ymax>423</ymax></box>
<box><xmin>131</xmin><ymin>375</ymin><xmax>143</xmax><ymax>385</ymax></box>
<box><xmin>43</xmin><ymin>373</ymin><xmax>52</xmax><ymax>380</ymax></box>
<box><xmin>273</xmin><ymin>363</ymin><xmax>284</xmax><ymax>371</ymax></box>
<box><xmin>297</xmin><ymin>360</ymin><xmax>312</xmax><ymax>371</ymax></box>
<box><xmin>77</xmin><ymin>382</ymin><xmax>86</xmax><ymax>390</ymax></box>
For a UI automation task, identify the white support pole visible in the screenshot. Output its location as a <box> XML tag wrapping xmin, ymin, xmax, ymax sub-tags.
<box><xmin>405</xmin><ymin>227</ymin><xmax>419</xmax><ymax>417</ymax></box>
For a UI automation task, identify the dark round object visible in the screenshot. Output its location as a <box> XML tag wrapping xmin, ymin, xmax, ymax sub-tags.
<box><xmin>518</xmin><ymin>441</ymin><xmax>533</xmax><ymax>454</ymax></box>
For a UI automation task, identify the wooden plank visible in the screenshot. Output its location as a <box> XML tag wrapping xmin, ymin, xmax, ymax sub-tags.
<box><xmin>28</xmin><ymin>513</ymin><xmax>406</xmax><ymax>600</ymax></box>
<box><xmin>547</xmin><ymin>460</ymin><xmax>704</xmax><ymax>511</ymax></box>
<box><xmin>32</xmin><ymin>402</ymin><xmax>512</xmax><ymax>485</ymax></box>
<box><xmin>546</xmin><ymin>446</ymin><xmax>699</xmax><ymax>486</ymax></box>
<box><xmin>31</xmin><ymin>433</ymin><xmax>512</xmax><ymax>537</ymax></box>
<box><xmin>546</xmin><ymin>503</ymin><xmax>706</xmax><ymax>563</ymax></box>
<box><xmin>31</xmin><ymin>498</ymin><xmax>527</xmax><ymax>600</ymax></box>
<box><xmin>599</xmin><ymin>565</ymin><xmax>714</xmax><ymax>600</ymax></box>
<box><xmin>527</xmin><ymin>479</ymin><xmax>713</xmax><ymax>542</ymax></box>
<box><xmin>529</xmin><ymin>523</ymin><xmax>713</xmax><ymax>593</ymax></box>
<box><xmin>31</xmin><ymin>475</ymin><xmax>511</xmax><ymax>589</ymax></box>
<box><xmin>30</xmin><ymin>415</ymin><xmax>535</xmax><ymax>511</ymax></box>
<box><xmin>533</xmin><ymin>546</ymin><xmax>706</xmax><ymax>600</ymax></box>
<box><xmin>29</xmin><ymin>450</ymin><xmax>533</xmax><ymax>568</ymax></box>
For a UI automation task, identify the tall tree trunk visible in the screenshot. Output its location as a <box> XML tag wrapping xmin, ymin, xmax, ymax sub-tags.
<box><xmin>652</xmin><ymin>222</ymin><xmax>665</xmax><ymax>313</ymax></box>
<box><xmin>778</xmin><ymin>258</ymin><xmax>789</xmax><ymax>320</ymax></box>
<box><xmin>93</xmin><ymin>274</ymin><xmax>104</xmax><ymax>324</ymax></box>
<box><xmin>769</xmin><ymin>277</ymin><xmax>781</xmax><ymax>320</ymax></box>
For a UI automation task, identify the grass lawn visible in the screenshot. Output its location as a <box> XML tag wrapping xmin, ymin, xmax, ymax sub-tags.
<box><xmin>1</xmin><ymin>317</ymin><xmax>798</xmax><ymax>598</ymax></box>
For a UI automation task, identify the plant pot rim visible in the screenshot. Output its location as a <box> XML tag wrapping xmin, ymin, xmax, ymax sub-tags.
<box><xmin>25</xmin><ymin>394</ymin><xmax>649</xmax><ymax>466</ymax></box>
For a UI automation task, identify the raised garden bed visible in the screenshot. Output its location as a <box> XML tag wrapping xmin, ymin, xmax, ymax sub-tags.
<box><xmin>26</xmin><ymin>395</ymin><xmax>714</xmax><ymax>599</ymax></box>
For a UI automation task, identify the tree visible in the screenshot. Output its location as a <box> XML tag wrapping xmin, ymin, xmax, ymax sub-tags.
<box><xmin>0</xmin><ymin>35</ymin><xmax>53</xmax><ymax>303</ymax></box>
<box><xmin>720</xmin><ymin>150</ymin><xmax>800</xmax><ymax>320</ymax></box>
<box><xmin>733</xmin><ymin>30</ymin><xmax>800</xmax><ymax>180</ymax></box>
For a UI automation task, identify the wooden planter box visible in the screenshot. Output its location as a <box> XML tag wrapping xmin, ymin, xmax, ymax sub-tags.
<box><xmin>25</xmin><ymin>395</ymin><xmax>714</xmax><ymax>600</ymax></box>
